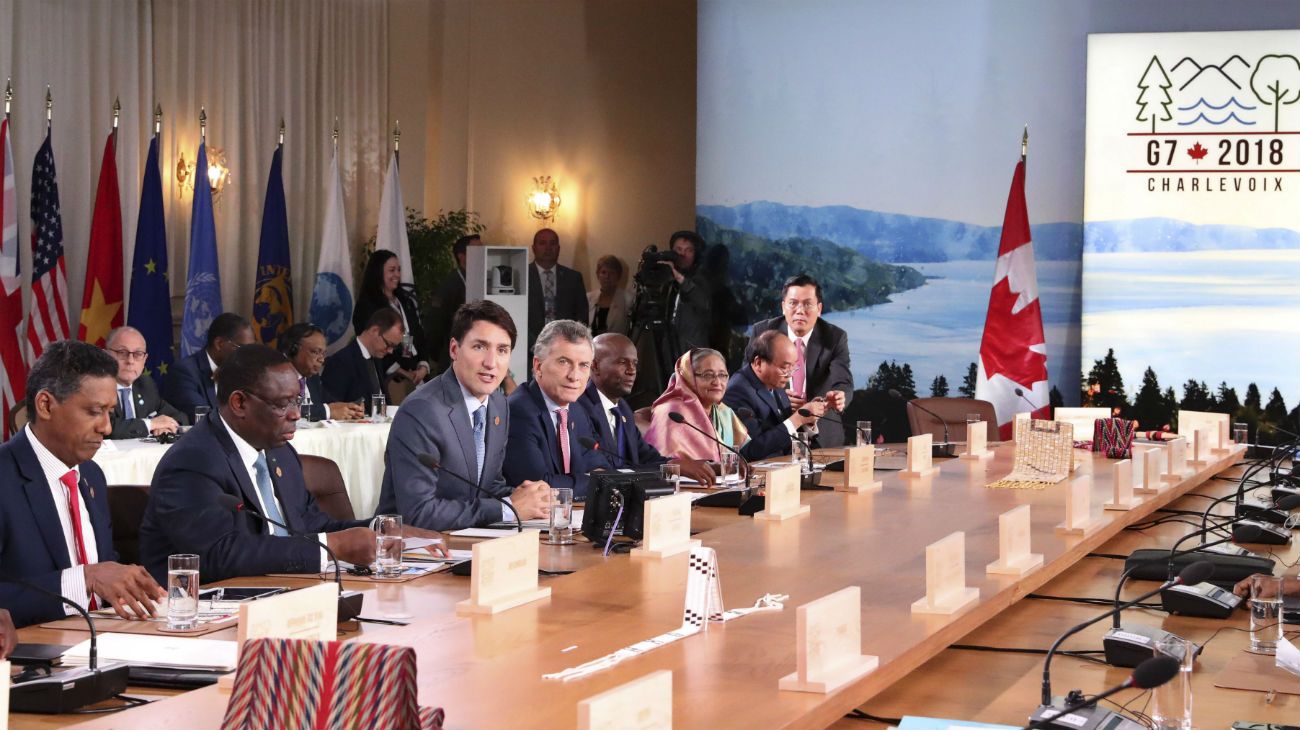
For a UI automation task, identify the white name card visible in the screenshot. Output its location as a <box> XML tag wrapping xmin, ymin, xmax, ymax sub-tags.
<box><xmin>960</xmin><ymin>420</ymin><xmax>993</xmax><ymax>461</ymax></box>
<box><xmin>1135</xmin><ymin>447</ymin><xmax>1163</xmax><ymax>494</ymax></box>
<box><xmin>901</xmin><ymin>433</ymin><xmax>939</xmax><ymax>479</ymax></box>
<box><xmin>1161</xmin><ymin>437</ymin><xmax>1190</xmax><ymax>483</ymax></box>
<box><xmin>1178</xmin><ymin>410</ymin><xmax>1228</xmax><ymax>454</ymax></box>
<box><xmin>578</xmin><ymin>670</ymin><xmax>672</xmax><ymax>730</ymax></box>
<box><xmin>1104</xmin><ymin>459</ymin><xmax>1142</xmax><ymax>511</ymax></box>
<box><xmin>911</xmin><ymin>531</ymin><xmax>979</xmax><ymax>615</ymax></box>
<box><xmin>839</xmin><ymin>446</ymin><xmax>882</xmax><ymax>493</ymax></box>
<box><xmin>457</xmin><ymin>529</ymin><xmax>552</xmax><ymax>615</ymax></box>
<box><xmin>1055</xmin><ymin>475</ymin><xmax>1105</xmax><ymax>536</ymax></box>
<box><xmin>779</xmin><ymin>586</ymin><xmax>879</xmax><ymax>693</ymax></box>
<box><xmin>986</xmin><ymin>505</ymin><xmax>1043</xmax><ymax>577</ymax></box>
<box><xmin>754</xmin><ymin>464</ymin><xmax>810</xmax><ymax>522</ymax></box>
<box><xmin>237</xmin><ymin>581</ymin><xmax>339</xmax><ymax>646</ymax></box>
<box><xmin>632</xmin><ymin>493</ymin><xmax>700</xmax><ymax>559</ymax></box>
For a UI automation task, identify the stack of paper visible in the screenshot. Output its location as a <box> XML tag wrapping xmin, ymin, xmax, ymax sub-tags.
<box><xmin>63</xmin><ymin>634</ymin><xmax>238</xmax><ymax>671</ymax></box>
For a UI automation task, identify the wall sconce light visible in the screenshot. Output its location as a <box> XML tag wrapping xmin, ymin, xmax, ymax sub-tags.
<box><xmin>176</xmin><ymin>147</ymin><xmax>232</xmax><ymax>204</ymax></box>
<box><xmin>526</xmin><ymin>175</ymin><xmax>561</xmax><ymax>222</ymax></box>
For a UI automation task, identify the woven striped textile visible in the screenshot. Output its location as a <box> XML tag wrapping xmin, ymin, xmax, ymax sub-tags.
<box><xmin>221</xmin><ymin>638</ymin><xmax>444</xmax><ymax>729</ymax></box>
<box><xmin>1092</xmin><ymin>417</ymin><xmax>1136</xmax><ymax>459</ymax></box>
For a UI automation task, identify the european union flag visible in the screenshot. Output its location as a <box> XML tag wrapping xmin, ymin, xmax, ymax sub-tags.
<box><xmin>180</xmin><ymin>140</ymin><xmax>222</xmax><ymax>357</ymax></box>
<box><xmin>127</xmin><ymin>136</ymin><xmax>174</xmax><ymax>382</ymax></box>
<box><xmin>252</xmin><ymin>146</ymin><xmax>292</xmax><ymax>347</ymax></box>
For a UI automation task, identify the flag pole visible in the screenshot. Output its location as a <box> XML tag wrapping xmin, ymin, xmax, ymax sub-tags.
<box><xmin>278</xmin><ymin>117</ymin><xmax>285</xmax><ymax>149</ymax></box>
<box><xmin>44</xmin><ymin>85</ymin><xmax>52</xmax><ymax>130</ymax></box>
<box><xmin>199</xmin><ymin>106</ymin><xmax>206</xmax><ymax>141</ymax></box>
<box><xmin>332</xmin><ymin>117</ymin><xmax>339</xmax><ymax>152</ymax></box>
<box><xmin>4</xmin><ymin>79</ymin><xmax>11</xmax><ymax>120</ymax></box>
<box><xmin>1021</xmin><ymin>124</ymin><xmax>1028</xmax><ymax>163</ymax></box>
<box><xmin>154</xmin><ymin>103</ymin><xmax>162</xmax><ymax>137</ymax></box>
<box><xmin>392</xmin><ymin>120</ymin><xmax>400</xmax><ymax>168</ymax></box>
<box><xmin>112</xmin><ymin>96</ymin><xmax>120</xmax><ymax>149</ymax></box>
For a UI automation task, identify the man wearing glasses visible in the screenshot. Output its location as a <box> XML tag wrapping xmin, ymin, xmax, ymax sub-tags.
<box><xmin>747</xmin><ymin>274</ymin><xmax>852</xmax><ymax>447</ymax></box>
<box><xmin>322</xmin><ymin>307</ymin><xmax>405</xmax><ymax>407</ymax></box>
<box><xmin>103</xmin><ymin>326</ymin><xmax>188</xmax><ymax>439</ymax></box>
<box><xmin>725</xmin><ymin>330</ymin><xmax>825</xmax><ymax>459</ymax></box>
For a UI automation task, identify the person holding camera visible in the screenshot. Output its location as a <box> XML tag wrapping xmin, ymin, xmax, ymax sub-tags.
<box><xmin>661</xmin><ymin>230</ymin><xmax>713</xmax><ymax>356</ymax></box>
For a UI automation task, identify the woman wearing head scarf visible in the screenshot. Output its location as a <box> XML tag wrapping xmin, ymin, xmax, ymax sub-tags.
<box><xmin>644</xmin><ymin>348</ymin><xmax>749</xmax><ymax>462</ymax></box>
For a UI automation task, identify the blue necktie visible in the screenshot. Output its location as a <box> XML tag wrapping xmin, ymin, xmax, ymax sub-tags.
<box><xmin>253</xmin><ymin>453</ymin><xmax>289</xmax><ymax>536</ymax></box>
<box><xmin>118</xmin><ymin>387</ymin><xmax>135</xmax><ymax>419</ymax></box>
<box><xmin>611</xmin><ymin>406</ymin><xmax>627</xmax><ymax>462</ymax></box>
<box><xmin>473</xmin><ymin>405</ymin><xmax>486</xmax><ymax>483</ymax></box>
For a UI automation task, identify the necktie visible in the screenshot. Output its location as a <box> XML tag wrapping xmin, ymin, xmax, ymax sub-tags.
<box><xmin>543</xmin><ymin>268</ymin><xmax>557</xmax><ymax>322</ymax></box>
<box><xmin>792</xmin><ymin>338</ymin><xmax>807</xmax><ymax>399</ymax></box>
<box><xmin>118</xmin><ymin>387</ymin><xmax>135</xmax><ymax>419</ymax></box>
<box><xmin>253</xmin><ymin>453</ymin><xmax>290</xmax><ymax>536</ymax></box>
<box><xmin>365</xmin><ymin>353</ymin><xmax>383</xmax><ymax>397</ymax></box>
<box><xmin>611</xmin><ymin>406</ymin><xmax>627</xmax><ymax>461</ymax></box>
<box><xmin>59</xmin><ymin>471</ymin><xmax>96</xmax><ymax>610</ymax></box>
<box><xmin>557</xmin><ymin>407</ymin><xmax>571</xmax><ymax>473</ymax></box>
<box><xmin>472</xmin><ymin>405</ymin><xmax>486</xmax><ymax>483</ymax></box>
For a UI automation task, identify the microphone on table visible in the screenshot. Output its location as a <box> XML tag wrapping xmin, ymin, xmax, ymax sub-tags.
<box><xmin>1024</xmin><ymin>655</ymin><xmax>1180</xmax><ymax>730</ymax></box>
<box><xmin>797</xmin><ymin>407</ymin><xmax>844</xmax><ymax>425</ymax></box>
<box><xmin>0</xmin><ymin>572</ymin><xmax>130</xmax><ymax>712</ymax></box>
<box><xmin>667</xmin><ymin>410</ymin><xmax>752</xmax><ymax>487</ymax></box>
<box><xmin>1037</xmin><ymin>560</ymin><xmax>1213</xmax><ymax>724</ymax></box>
<box><xmin>576</xmin><ymin>436</ymin><xmax>635</xmax><ymax>470</ymax></box>
<box><xmin>214</xmin><ymin>493</ymin><xmax>364</xmax><ymax>621</ymax></box>
<box><xmin>417</xmin><ymin>453</ymin><xmax>522</xmax><ymax>532</ymax></box>
<box><xmin>1013</xmin><ymin>387</ymin><xmax>1040</xmax><ymax>413</ymax></box>
<box><xmin>888</xmin><ymin>388</ymin><xmax>956</xmax><ymax>457</ymax></box>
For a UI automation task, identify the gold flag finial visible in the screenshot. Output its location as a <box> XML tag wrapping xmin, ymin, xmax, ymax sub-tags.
<box><xmin>4</xmin><ymin>79</ymin><xmax>11</xmax><ymax>118</ymax></box>
<box><xmin>199</xmin><ymin>106</ymin><xmax>207</xmax><ymax>140</ymax></box>
<box><xmin>393</xmin><ymin>120</ymin><xmax>400</xmax><ymax>152</ymax></box>
<box><xmin>112</xmin><ymin>97</ymin><xmax>121</xmax><ymax>130</ymax></box>
<box><xmin>278</xmin><ymin>118</ymin><xmax>285</xmax><ymax>146</ymax></box>
<box><xmin>154</xmin><ymin>103</ymin><xmax>162</xmax><ymax>135</ymax></box>
<box><xmin>332</xmin><ymin>117</ymin><xmax>339</xmax><ymax>148</ymax></box>
<box><xmin>1021</xmin><ymin>124</ymin><xmax>1028</xmax><ymax>161</ymax></box>
<box><xmin>45</xmin><ymin>85</ymin><xmax>52</xmax><ymax>126</ymax></box>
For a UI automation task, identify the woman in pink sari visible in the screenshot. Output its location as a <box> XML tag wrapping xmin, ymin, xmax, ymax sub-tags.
<box><xmin>644</xmin><ymin>348</ymin><xmax>749</xmax><ymax>462</ymax></box>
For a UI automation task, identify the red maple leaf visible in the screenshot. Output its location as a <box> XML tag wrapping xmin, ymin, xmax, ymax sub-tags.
<box><xmin>1187</xmin><ymin>142</ymin><xmax>1208</xmax><ymax>162</ymax></box>
<box><xmin>979</xmin><ymin>277</ymin><xmax>1047</xmax><ymax>388</ymax></box>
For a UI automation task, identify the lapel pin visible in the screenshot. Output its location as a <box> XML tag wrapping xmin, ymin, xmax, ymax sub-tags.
<box><xmin>620</xmin><ymin>414</ymin><xmax>627</xmax><ymax>423</ymax></box>
<box><xmin>275</xmin><ymin>466</ymin><xmax>283</xmax><ymax>478</ymax></box>
<box><xmin>89</xmin><ymin>486</ymin><xmax>95</xmax><ymax>498</ymax></box>
<box><xmin>494</xmin><ymin>415</ymin><xmax>501</xmax><ymax>426</ymax></box>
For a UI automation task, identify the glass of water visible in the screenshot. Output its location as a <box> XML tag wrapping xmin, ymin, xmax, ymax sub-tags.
<box><xmin>660</xmin><ymin>463</ymin><xmax>681</xmax><ymax>493</ymax></box>
<box><xmin>371</xmin><ymin>393</ymin><xmax>388</xmax><ymax>423</ymax></box>
<box><xmin>1232</xmin><ymin>421</ymin><xmax>1248</xmax><ymax>445</ymax></box>
<box><xmin>1249</xmin><ymin>574</ymin><xmax>1284</xmax><ymax>654</ymax></box>
<box><xmin>547</xmin><ymin>487</ymin><xmax>575</xmax><ymax>545</ymax></box>
<box><xmin>856</xmin><ymin>420</ymin><xmax>872</xmax><ymax>448</ymax></box>
<box><xmin>1150</xmin><ymin>634</ymin><xmax>1194</xmax><ymax>730</ymax></box>
<box><xmin>372</xmin><ymin>514</ymin><xmax>403</xmax><ymax>578</ymax></box>
<box><xmin>792</xmin><ymin>433</ymin><xmax>813</xmax><ymax>475</ymax></box>
<box><xmin>194</xmin><ymin>405</ymin><xmax>211</xmax><ymax>421</ymax></box>
<box><xmin>720</xmin><ymin>451</ymin><xmax>741</xmax><ymax>484</ymax></box>
<box><xmin>166</xmin><ymin>553</ymin><xmax>200</xmax><ymax>630</ymax></box>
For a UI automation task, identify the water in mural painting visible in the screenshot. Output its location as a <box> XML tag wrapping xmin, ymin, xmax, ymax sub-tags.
<box><xmin>817</xmin><ymin>259</ymin><xmax>1081</xmax><ymax>398</ymax></box>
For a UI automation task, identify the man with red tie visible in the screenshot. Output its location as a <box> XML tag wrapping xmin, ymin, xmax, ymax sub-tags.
<box><xmin>0</xmin><ymin>341</ymin><xmax>165</xmax><ymax>627</ymax></box>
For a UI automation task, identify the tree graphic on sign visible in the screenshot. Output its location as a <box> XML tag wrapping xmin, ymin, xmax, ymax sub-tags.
<box><xmin>1250</xmin><ymin>54</ymin><xmax>1300</xmax><ymax>132</ymax></box>
<box><xmin>1136</xmin><ymin>55</ymin><xmax>1173</xmax><ymax>133</ymax></box>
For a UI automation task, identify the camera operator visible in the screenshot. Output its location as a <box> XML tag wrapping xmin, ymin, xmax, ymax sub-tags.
<box><xmin>660</xmin><ymin>230</ymin><xmax>712</xmax><ymax>356</ymax></box>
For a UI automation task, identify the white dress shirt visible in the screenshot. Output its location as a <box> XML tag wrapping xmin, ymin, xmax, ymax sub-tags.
<box><xmin>595</xmin><ymin>388</ymin><xmax>620</xmax><ymax>437</ymax></box>
<box><xmin>25</xmin><ymin>425</ymin><xmax>99</xmax><ymax>614</ymax></box>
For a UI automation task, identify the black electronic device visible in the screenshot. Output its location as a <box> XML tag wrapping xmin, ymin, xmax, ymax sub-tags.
<box><xmin>1235</xmin><ymin>498</ymin><xmax>1294</xmax><ymax>525</ymax></box>
<box><xmin>581</xmin><ymin>469</ymin><xmax>673</xmax><ymax>544</ymax></box>
<box><xmin>214</xmin><ymin>494</ymin><xmax>364</xmax><ymax>621</ymax></box>
<box><xmin>1100</xmin><ymin>625</ymin><xmax>1201</xmax><ymax>670</ymax></box>
<box><xmin>1161</xmin><ymin>581</ymin><xmax>1240</xmax><ymax>619</ymax></box>
<box><xmin>7</xmin><ymin>643</ymin><xmax>68</xmax><ymax>666</ymax></box>
<box><xmin>1122</xmin><ymin>548</ymin><xmax>1272</xmax><ymax>588</ymax></box>
<box><xmin>1233</xmin><ymin>519</ymin><xmax>1292</xmax><ymax>545</ymax></box>
<box><xmin>1272</xmin><ymin>483</ymin><xmax>1300</xmax><ymax>503</ymax></box>
<box><xmin>888</xmin><ymin>389</ymin><xmax>957</xmax><ymax>457</ymax></box>
<box><xmin>1025</xmin><ymin>656</ymin><xmax>1179</xmax><ymax>730</ymax></box>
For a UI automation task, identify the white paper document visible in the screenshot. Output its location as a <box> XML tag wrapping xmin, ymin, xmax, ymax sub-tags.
<box><xmin>64</xmin><ymin>634</ymin><xmax>238</xmax><ymax>671</ymax></box>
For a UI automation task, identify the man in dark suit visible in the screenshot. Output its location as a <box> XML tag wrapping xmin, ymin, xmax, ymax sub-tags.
<box><xmin>578</xmin><ymin>333</ymin><xmax>714</xmax><ymax>484</ymax></box>
<box><xmin>527</xmin><ymin>228</ymin><xmax>587</xmax><ymax>357</ymax></box>
<box><xmin>725</xmin><ymin>330</ymin><xmax>824</xmax><ymax>460</ymax></box>
<box><xmin>140</xmin><ymin>345</ymin><xmax>444</xmax><ymax>584</ymax></box>
<box><xmin>167</xmin><ymin>312</ymin><xmax>255</xmax><ymax>422</ymax></box>
<box><xmin>378</xmin><ymin>300</ymin><xmax>552</xmax><ymax>531</ymax></box>
<box><xmin>104</xmin><ymin>326</ymin><xmax>188</xmax><ymax>439</ymax></box>
<box><xmin>0</xmin><ymin>341</ymin><xmax>164</xmax><ymax>627</ymax></box>
<box><xmin>505</xmin><ymin>320</ymin><xmax>602</xmax><ymax>498</ymax></box>
<box><xmin>322</xmin><ymin>308</ymin><xmax>403</xmax><ymax>406</ymax></box>
<box><xmin>279</xmin><ymin>323</ymin><xmax>365</xmax><ymax>422</ymax></box>
<box><xmin>747</xmin><ymin>274</ymin><xmax>852</xmax><ymax>447</ymax></box>
<box><xmin>429</xmin><ymin>234</ymin><xmax>480</xmax><ymax>374</ymax></box>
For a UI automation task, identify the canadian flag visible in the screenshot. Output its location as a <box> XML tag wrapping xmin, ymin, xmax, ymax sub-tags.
<box><xmin>975</xmin><ymin>158</ymin><xmax>1049</xmax><ymax>439</ymax></box>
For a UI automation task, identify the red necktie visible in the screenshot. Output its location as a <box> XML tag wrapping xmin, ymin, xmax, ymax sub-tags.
<box><xmin>557</xmin><ymin>407</ymin><xmax>571</xmax><ymax>473</ymax></box>
<box><xmin>60</xmin><ymin>471</ymin><xmax>97</xmax><ymax>610</ymax></box>
<box><xmin>792</xmin><ymin>338</ymin><xmax>807</xmax><ymax>399</ymax></box>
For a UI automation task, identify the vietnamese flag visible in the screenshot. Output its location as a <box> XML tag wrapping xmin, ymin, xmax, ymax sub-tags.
<box><xmin>79</xmin><ymin>132</ymin><xmax>124</xmax><ymax>346</ymax></box>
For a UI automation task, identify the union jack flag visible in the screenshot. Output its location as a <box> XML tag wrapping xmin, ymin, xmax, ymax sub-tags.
<box><xmin>25</xmin><ymin>130</ymin><xmax>68</xmax><ymax>362</ymax></box>
<box><xmin>0</xmin><ymin>118</ymin><xmax>24</xmax><ymax>438</ymax></box>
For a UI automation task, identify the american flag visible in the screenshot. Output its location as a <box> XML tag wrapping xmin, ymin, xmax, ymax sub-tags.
<box><xmin>25</xmin><ymin>131</ymin><xmax>68</xmax><ymax>361</ymax></box>
<box><xmin>0</xmin><ymin>118</ymin><xmax>24</xmax><ymax>439</ymax></box>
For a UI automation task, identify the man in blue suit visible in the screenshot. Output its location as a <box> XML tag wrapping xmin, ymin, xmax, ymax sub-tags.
<box><xmin>0</xmin><ymin>341</ymin><xmax>165</xmax><ymax>627</ymax></box>
<box><xmin>322</xmin><ymin>308</ymin><xmax>404</xmax><ymax>406</ymax></box>
<box><xmin>139</xmin><ymin>345</ymin><xmax>443</xmax><ymax>584</ymax></box>
<box><xmin>725</xmin><ymin>330</ymin><xmax>824</xmax><ymax>460</ymax></box>
<box><xmin>279</xmin><ymin>323</ymin><xmax>364</xmax><ymax>422</ymax></box>
<box><xmin>166</xmin><ymin>312</ymin><xmax>254</xmax><ymax>422</ymax></box>
<box><xmin>577</xmin><ymin>333</ymin><xmax>714</xmax><ymax>484</ymax></box>
<box><xmin>505</xmin><ymin>320</ymin><xmax>603</xmax><ymax>498</ymax></box>
<box><xmin>378</xmin><ymin>300</ymin><xmax>551</xmax><ymax>531</ymax></box>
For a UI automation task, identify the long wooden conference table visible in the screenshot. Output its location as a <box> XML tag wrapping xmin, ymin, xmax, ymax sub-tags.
<box><xmin>12</xmin><ymin>440</ymin><xmax>1295</xmax><ymax>729</ymax></box>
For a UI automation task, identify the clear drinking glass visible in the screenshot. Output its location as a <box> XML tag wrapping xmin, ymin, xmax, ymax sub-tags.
<box><xmin>1150</xmin><ymin>634</ymin><xmax>1194</xmax><ymax>730</ymax></box>
<box><xmin>193</xmin><ymin>405</ymin><xmax>211</xmax><ymax>420</ymax></box>
<box><xmin>792</xmin><ymin>433</ymin><xmax>812</xmax><ymax>475</ymax></box>
<box><xmin>372</xmin><ymin>514</ymin><xmax>403</xmax><ymax>578</ymax></box>
<box><xmin>371</xmin><ymin>393</ymin><xmax>387</xmax><ymax>423</ymax></box>
<box><xmin>856</xmin><ymin>420</ymin><xmax>872</xmax><ymax>447</ymax></box>
<box><xmin>1249</xmin><ymin>574</ymin><xmax>1284</xmax><ymax>654</ymax></box>
<box><xmin>660</xmin><ymin>463</ymin><xmax>681</xmax><ymax>493</ymax></box>
<box><xmin>720</xmin><ymin>451</ymin><xmax>741</xmax><ymax>484</ymax></box>
<box><xmin>166</xmin><ymin>553</ymin><xmax>200</xmax><ymax>630</ymax></box>
<box><xmin>547</xmin><ymin>487</ymin><xmax>575</xmax><ymax>545</ymax></box>
<box><xmin>1232</xmin><ymin>421</ymin><xmax>1248</xmax><ymax>445</ymax></box>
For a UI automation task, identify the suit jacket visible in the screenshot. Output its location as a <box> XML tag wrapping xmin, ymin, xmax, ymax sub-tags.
<box><xmin>586</xmin><ymin>288</ymin><xmax>632</xmax><ymax>336</ymax></box>
<box><xmin>139</xmin><ymin>414</ymin><xmax>367</xmax><ymax>583</ymax></box>
<box><xmin>322</xmin><ymin>339</ymin><xmax>387</xmax><ymax>405</ymax></box>
<box><xmin>0</xmin><ymin>430</ymin><xmax>117</xmax><ymax>627</ymax></box>
<box><xmin>110</xmin><ymin>375</ymin><xmax>189</xmax><ymax>439</ymax></box>
<box><xmin>724</xmin><ymin>365</ymin><xmax>796</xmax><ymax>460</ymax></box>
<box><xmin>747</xmin><ymin>316</ymin><xmax>854</xmax><ymax>447</ymax></box>
<box><xmin>352</xmin><ymin>287</ymin><xmax>430</xmax><ymax>373</ymax></box>
<box><xmin>504</xmin><ymin>380</ymin><xmax>599</xmax><ymax>499</ymax></box>
<box><xmin>376</xmin><ymin>369</ymin><xmax>511</xmax><ymax>531</ymax></box>
<box><xmin>527</xmin><ymin>263</ymin><xmax>588</xmax><ymax>354</ymax></box>
<box><xmin>428</xmin><ymin>269</ymin><xmax>466</xmax><ymax>373</ymax></box>
<box><xmin>299</xmin><ymin>374</ymin><xmax>333</xmax><ymax>422</ymax></box>
<box><xmin>166</xmin><ymin>350</ymin><xmax>220</xmax><ymax>422</ymax></box>
<box><xmin>577</xmin><ymin>381</ymin><xmax>665</xmax><ymax>469</ymax></box>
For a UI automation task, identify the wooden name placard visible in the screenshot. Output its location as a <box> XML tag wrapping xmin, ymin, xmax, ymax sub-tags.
<box><xmin>900</xmin><ymin>433</ymin><xmax>939</xmax><ymax>479</ymax></box>
<box><xmin>1134</xmin><ymin>447</ymin><xmax>1163</xmax><ymax>495</ymax></box>
<box><xmin>1104</xmin><ymin>459</ymin><xmax>1142</xmax><ymax>511</ymax></box>
<box><xmin>1190</xmin><ymin>427</ymin><xmax>1214</xmax><ymax>466</ymax></box>
<box><xmin>960</xmin><ymin>420</ymin><xmax>993</xmax><ymax>461</ymax></box>
<box><xmin>911</xmin><ymin>531</ymin><xmax>979</xmax><ymax>615</ymax></box>
<box><xmin>1161</xmin><ymin>437</ymin><xmax>1192</xmax><ymax>483</ymax></box>
<box><xmin>237</xmin><ymin>581</ymin><xmax>338</xmax><ymax>646</ymax></box>
<box><xmin>986</xmin><ymin>505</ymin><xmax>1043</xmax><ymax>577</ymax></box>
<box><xmin>779</xmin><ymin>586</ymin><xmax>879</xmax><ymax>693</ymax></box>
<box><xmin>578</xmin><ymin>670</ymin><xmax>672</xmax><ymax>730</ymax></box>
<box><xmin>1178</xmin><ymin>410</ymin><xmax>1228</xmax><ymax>455</ymax></box>
<box><xmin>753</xmin><ymin>464</ymin><xmax>810</xmax><ymax>521</ymax></box>
<box><xmin>632</xmin><ymin>493</ymin><xmax>700</xmax><ymax>559</ymax></box>
<box><xmin>1055</xmin><ymin>475</ymin><xmax>1106</xmax><ymax>536</ymax></box>
<box><xmin>839</xmin><ymin>446</ymin><xmax>882</xmax><ymax>493</ymax></box>
<box><xmin>457</xmin><ymin>529</ymin><xmax>552</xmax><ymax>615</ymax></box>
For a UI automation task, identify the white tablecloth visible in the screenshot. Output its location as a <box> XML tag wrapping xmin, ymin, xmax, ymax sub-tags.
<box><xmin>92</xmin><ymin>422</ymin><xmax>392</xmax><ymax>518</ymax></box>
